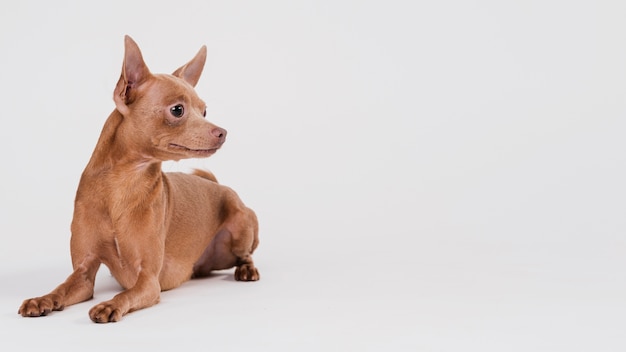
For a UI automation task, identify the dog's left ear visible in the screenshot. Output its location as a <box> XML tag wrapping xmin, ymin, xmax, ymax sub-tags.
<box><xmin>172</xmin><ymin>46</ymin><xmax>207</xmax><ymax>87</ymax></box>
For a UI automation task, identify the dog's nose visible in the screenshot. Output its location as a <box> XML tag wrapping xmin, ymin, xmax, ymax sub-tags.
<box><xmin>211</xmin><ymin>127</ymin><xmax>227</xmax><ymax>140</ymax></box>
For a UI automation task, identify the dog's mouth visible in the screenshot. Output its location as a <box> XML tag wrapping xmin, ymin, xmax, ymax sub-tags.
<box><xmin>168</xmin><ymin>143</ymin><xmax>219</xmax><ymax>156</ymax></box>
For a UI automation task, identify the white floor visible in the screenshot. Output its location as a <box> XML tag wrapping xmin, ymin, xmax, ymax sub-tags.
<box><xmin>3</xmin><ymin>227</ymin><xmax>625</xmax><ymax>351</ymax></box>
<box><xmin>1</xmin><ymin>1</ymin><xmax>625</xmax><ymax>351</ymax></box>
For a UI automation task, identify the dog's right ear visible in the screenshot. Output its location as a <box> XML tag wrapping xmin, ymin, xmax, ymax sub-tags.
<box><xmin>114</xmin><ymin>35</ymin><xmax>151</xmax><ymax>115</ymax></box>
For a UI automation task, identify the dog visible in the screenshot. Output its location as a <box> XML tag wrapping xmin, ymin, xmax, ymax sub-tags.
<box><xmin>18</xmin><ymin>35</ymin><xmax>260</xmax><ymax>323</ymax></box>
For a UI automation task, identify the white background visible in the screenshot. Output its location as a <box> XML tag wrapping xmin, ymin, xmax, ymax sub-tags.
<box><xmin>1</xmin><ymin>1</ymin><xmax>625</xmax><ymax>351</ymax></box>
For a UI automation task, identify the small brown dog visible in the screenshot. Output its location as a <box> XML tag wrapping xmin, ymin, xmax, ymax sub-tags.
<box><xmin>18</xmin><ymin>36</ymin><xmax>260</xmax><ymax>323</ymax></box>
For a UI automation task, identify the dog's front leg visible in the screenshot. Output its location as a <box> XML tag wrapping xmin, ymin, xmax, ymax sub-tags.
<box><xmin>89</xmin><ymin>270</ymin><xmax>161</xmax><ymax>323</ymax></box>
<box><xmin>89</xmin><ymin>219</ymin><xmax>165</xmax><ymax>323</ymax></box>
<box><xmin>19</xmin><ymin>255</ymin><xmax>100</xmax><ymax>317</ymax></box>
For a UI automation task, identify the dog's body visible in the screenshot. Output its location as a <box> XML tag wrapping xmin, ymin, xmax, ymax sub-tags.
<box><xmin>18</xmin><ymin>36</ymin><xmax>259</xmax><ymax>323</ymax></box>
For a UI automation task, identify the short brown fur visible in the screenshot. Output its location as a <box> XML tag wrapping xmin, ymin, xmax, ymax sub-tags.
<box><xmin>18</xmin><ymin>36</ymin><xmax>259</xmax><ymax>323</ymax></box>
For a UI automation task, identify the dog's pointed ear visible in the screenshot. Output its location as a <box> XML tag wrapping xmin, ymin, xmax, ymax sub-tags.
<box><xmin>172</xmin><ymin>45</ymin><xmax>207</xmax><ymax>87</ymax></box>
<box><xmin>114</xmin><ymin>35</ymin><xmax>151</xmax><ymax>115</ymax></box>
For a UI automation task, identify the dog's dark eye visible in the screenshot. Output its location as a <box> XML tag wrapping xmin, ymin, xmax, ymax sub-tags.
<box><xmin>203</xmin><ymin>108</ymin><xmax>207</xmax><ymax>118</ymax></box>
<box><xmin>170</xmin><ymin>105</ymin><xmax>184</xmax><ymax>118</ymax></box>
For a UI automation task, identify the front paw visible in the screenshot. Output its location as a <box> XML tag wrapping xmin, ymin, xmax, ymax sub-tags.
<box><xmin>19</xmin><ymin>294</ymin><xmax>64</xmax><ymax>317</ymax></box>
<box><xmin>235</xmin><ymin>264</ymin><xmax>260</xmax><ymax>281</ymax></box>
<box><xmin>89</xmin><ymin>301</ymin><xmax>123</xmax><ymax>323</ymax></box>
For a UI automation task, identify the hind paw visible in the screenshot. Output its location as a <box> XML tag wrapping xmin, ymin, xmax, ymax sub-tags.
<box><xmin>235</xmin><ymin>264</ymin><xmax>260</xmax><ymax>281</ymax></box>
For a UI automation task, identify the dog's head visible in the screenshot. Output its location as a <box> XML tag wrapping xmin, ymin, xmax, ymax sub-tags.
<box><xmin>113</xmin><ymin>35</ymin><xmax>226</xmax><ymax>161</ymax></box>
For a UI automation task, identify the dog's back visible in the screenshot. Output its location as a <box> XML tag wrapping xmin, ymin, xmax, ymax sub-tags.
<box><xmin>191</xmin><ymin>169</ymin><xmax>218</xmax><ymax>183</ymax></box>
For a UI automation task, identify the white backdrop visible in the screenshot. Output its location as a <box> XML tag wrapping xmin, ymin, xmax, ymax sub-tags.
<box><xmin>1</xmin><ymin>1</ymin><xmax>625</xmax><ymax>351</ymax></box>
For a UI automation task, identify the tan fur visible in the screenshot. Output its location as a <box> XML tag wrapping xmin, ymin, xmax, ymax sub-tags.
<box><xmin>18</xmin><ymin>36</ymin><xmax>259</xmax><ymax>323</ymax></box>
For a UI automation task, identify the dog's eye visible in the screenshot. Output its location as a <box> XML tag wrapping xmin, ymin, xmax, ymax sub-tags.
<box><xmin>170</xmin><ymin>105</ymin><xmax>184</xmax><ymax>118</ymax></box>
<box><xmin>203</xmin><ymin>108</ymin><xmax>207</xmax><ymax>118</ymax></box>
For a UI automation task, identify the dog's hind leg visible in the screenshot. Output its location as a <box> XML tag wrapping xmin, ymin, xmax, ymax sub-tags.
<box><xmin>231</xmin><ymin>210</ymin><xmax>260</xmax><ymax>281</ymax></box>
<box><xmin>192</xmin><ymin>205</ymin><xmax>259</xmax><ymax>281</ymax></box>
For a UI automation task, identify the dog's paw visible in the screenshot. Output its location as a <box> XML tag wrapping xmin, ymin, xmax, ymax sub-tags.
<box><xmin>89</xmin><ymin>301</ymin><xmax>123</xmax><ymax>323</ymax></box>
<box><xmin>234</xmin><ymin>264</ymin><xmax>260</xmax><ymax>281</ymax></box>
<box><xmin>18</xmin><ymin>294</ymin><xmax>64</xmax><ymax>317</ymax></box>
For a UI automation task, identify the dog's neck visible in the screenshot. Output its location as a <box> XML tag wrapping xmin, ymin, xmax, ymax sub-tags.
<box><xmin>77</xmin><ymin>109</ymin><xmax>167</xmax><ymax>216</ymax></box>
<box><xmin>84</xmin><ymin>109</ymin><xmax>163</xmax><ymax>182</ymax></box>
